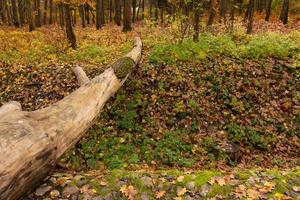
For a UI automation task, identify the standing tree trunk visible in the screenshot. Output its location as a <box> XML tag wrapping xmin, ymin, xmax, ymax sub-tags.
<box><xmin>49</xmin><ymin>0</ymin><xmax>53</xmax><ymax>24</ymax></box>
<box><xmin>193</xmin><ymin>8</ymin><xmax>200</xmax><ymax>42</ymax></box>
<box><xmin>265</xmin><ymin>0</ymin><xmax>272</xmax><ymax>21</ymax></box>
<box><xmin>207</xmin><ymin>0</ymin><xmax>216</xmax><ymax>27</ymax></box>
<box><xmin>11</xmin><ymin>0</ymin><xmax>20</xmax><ymax>27</ymax></box>
<box><xmin>0</xmin><ymin>37</ymin><xmax>142</xmax><ymax>200</ymax></box>
<box><xmin>132</xmin><ymin>0</ymin><xmax>136</xmax><ymax>22</ymax></box>
<box><xmin>0</xmin><ymin>0</ymin><xmax>8</xmax><ymax>24</ymax></box>
<box><xmin>35</xmin><ymin>0</ymin><xmax>41</xmax><ymax>27</ymax></box>
<box><xmin>43</xmin><ymin>0</ymin><xmax>47</xmax><ymax>25</ymax></box>
<box><xmin>80</xmin><ymin>4</ymin><xmax>86</xmax><ymax>28</ymax></box>
<box><xmin>160</xmin><ymin>0</ymin><xmax>165</xmax><ymax>24</ymax></box>
<box><xmin>141</xmin><ymin>0</ymin><xmax>144</xmax><ymax>19</ymax></box>
<box><xmin>96</xmin><ymin>0</ymin><xmax>104</xmax><ymax>29</ymax></box>
<box><xmin>246</xmin><ymin>0</ymin><xmax>254</xmax><ymax>34</ymax></box>
<box><xmin>219</xmin><ymin>0</ymin><xmax>226</xmax><ymax>23</ymax></box>
<box><xmin>18</xmin><ymin>0</ymin><xmax>25</xmax><ymax>25</ymax></box>
<box><xmin>114</xmin><ymin>0</ymin><xmax>121</xmax><ymax>26</ymax></box>
<box><xmin>26</xmin><ymin>0</ymin><xmax>35</xmax><ymax>31</ymax></box>
<box><xmin>109</xmin><ymin>0</ymin><xmax>112</xmax><ymax>22</ymax></box>
<box><xmin>85</xmin><ymin>4</ymin><xmax>90</xmax><ymax>24</ymax></box>
<box><xmin>64</xmin><ymin>3</ymin><xmax>76</xmax><ymax>49</ymax></box>
<box><xmin>59</xmin><ymin>3</ymin><xmax>64</xmax><ymax>28</ymax></box>
<box><xmin>280</xmin><ymin>0</ymin><xmax>289</xmax><ymax>24</ymax></box>
<box><xmin>123</xmin><ymin>0</ymin><xmax>132</xmax><ymax>32</ymax></box>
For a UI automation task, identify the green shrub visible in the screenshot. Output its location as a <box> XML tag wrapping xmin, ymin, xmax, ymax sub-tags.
<box><xmin>149</xmin><ymin>31</ymin><xmax>300</xmax><ymax>63</ymax></box>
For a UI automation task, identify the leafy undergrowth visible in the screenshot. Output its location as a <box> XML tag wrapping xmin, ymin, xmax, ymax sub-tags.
<box><xmin>0</xmin><ymin>23</ymin><xmax>299</xmax><ymax>172</ymax></box>
<box><xmin>25</xmin><ymin>168</ymin><xmax>300</xmax><ymax>200</ymax></box>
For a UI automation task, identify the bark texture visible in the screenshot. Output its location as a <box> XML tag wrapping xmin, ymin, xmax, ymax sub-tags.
<box><xmin>0</xmin><ymin>37</ymin><xmax>142</xmax><ymax>200</ymax></box>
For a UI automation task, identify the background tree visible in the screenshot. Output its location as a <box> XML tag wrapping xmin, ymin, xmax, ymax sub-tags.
<box><xmin>246</xmin><ymin>0</ymin><xmax>255</xmax><ymax>34</ymax></box>
<box><xmin>280</xmin><ymin>0</ymin><xmax>289</xmax><ymax>24</ymax></box>
<box><xmin>265</xmin><ymin>0</ymin><xmax>272</xmax><ymax>21</ymax></box>
<box><xmin>64</xmin><ymin>2</ymin><xmax>76</xmax><ymax>49</ymax></box>
<box><xmin>123</xmin><ymin>0</ymin><xmax>132</xmax><ymax>32</ymax></box>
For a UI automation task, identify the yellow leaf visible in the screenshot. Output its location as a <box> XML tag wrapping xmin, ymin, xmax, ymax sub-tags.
<box><xmin>274</xmin><ymin>192</ymin><xmax>283</xmax><ymax>200</ymax></box>
<box><xmin>155</xmin><ymin>191</ymin><xmax>166</xmax><ymax>199</ymax></box>
<box><xmin>120</xmin><ymin>185</ymin><xmax>137</xmax><ymax>200</ymax></box>
<box><xmin>246</xmin><ymin>189</ymin><xmax>261</xmax><ymax>200</ymax></box>
<box><xmin>177</xmin><ymin>187</ymin><xmax>187</xmax><ymax>196</ymax></box>
<box><xmin>177</xmin><ymin>176</ymin><xmax>184</xmax><ymax>182</ymax></box>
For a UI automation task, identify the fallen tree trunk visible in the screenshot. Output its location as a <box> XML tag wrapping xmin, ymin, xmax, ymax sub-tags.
<box><xmin>0</xmin><ymin>37</ymin><xmax>142</xmax><ymax>200</ymax></box>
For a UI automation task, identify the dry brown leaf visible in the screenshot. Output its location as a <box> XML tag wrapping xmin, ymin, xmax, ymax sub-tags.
<box><xmin>247</xmin><ymin>189</ymin><xmax>261</xmax><ymax>200</ymax></box>
<box><xmin>120</xmin><ymin>185</ymin><xmax>137</xmax><ymax>200</ymax></box>
<box><xmin>177</xmin><ymin>176</ymin><xmax>184</xmax><ymax>182</ymax></box>
<box><xmin>177</xmin><ymin>187</ymin><xmax>187</xmax><ymax>196</ymax></box>
<box><xmin>155</xmin><ymin>190</ymin><xmax>166</xmax><ymax>199</ymax></box>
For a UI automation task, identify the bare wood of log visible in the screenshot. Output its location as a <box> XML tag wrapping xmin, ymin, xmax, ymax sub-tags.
<box><xmin>0</xmin><ymin>37</ymin><xmax>142</xmax><ymax>200</ymax></box>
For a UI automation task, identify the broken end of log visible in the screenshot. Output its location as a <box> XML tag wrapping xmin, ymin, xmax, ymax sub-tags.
<box><xmin>0</xmin><ymin>101</ymin><xmax>22</xmax><ymax>117</ymax></box>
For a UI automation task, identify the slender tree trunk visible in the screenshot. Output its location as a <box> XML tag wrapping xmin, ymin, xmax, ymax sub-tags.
<box><xmin>101</xmin><ymin>0</ymin><xmax>104</xmax><ymax>24</ymax></box>
<box><xmin>85</xmin><ymin>4</ymin><xmax>90</xmax><ymax>24</ymax></box>
<box><xmin>11</xmin><ymin>0</ymin><xmax>20</xmax><ymax>27</ymax></box>
<box><xmin>64</xmin><ymin>3</ymin><xmax>76</xmax><ymax>49</ymax></box>
<box><xmin>35</xmin><ymin>0</ymin><xmax>41</xmax><ymax>27</ymax></box>
<box><xmin>193</xmin><ymin>8</ymin><xmax>200</xmax><ymax>42</ymax></box>
<box><xmin>114</xmin><ymin>0</ymin><xmax>121</xmax><ymax>25</ymax></box>
<box><xmin>123</xmin><ymin>0</ymin><xmax>132</xmax><ymax>32</ymax></box>
<box><xmin>219</xmin><ymin>0</ymin><xmax>226</xmax><ymax>23</ymax></box>
<box><xmin>141</xmin><ymin>0</ymin><xmax>144</xmax><ymax>19</ymax></box>
<box><xmin>132</xmin><ymin>0</ymin><xmax>136</xmax><ymax>22</ymax></box>
<box><xmin>96</xmin><ymin>0</ymin><xmax>103</xmax><ymax>29</ymax></box>
<box><xmin>0</xmin><ymin>0</ymin><xmax>8</xmax><ymax>24</ymax></box>
<box><xmin>59</xmin><ymin>3</ymin><xmax>64</xmax><ymax>28</ymax></box>
<box><xmin>18</xmin><ymin>0</ymin><xmax>25</xmax><ymax>25</ymax></box>
<box><xmin>43</xmin><ymin>0</ymin><xmax>47</xmax><ymax>25</ymax></box>
<box><xmin>136</xmin><ymin>0</ymin><xmax>141</xmax><ymax>20</ymax></box>
<box><xmin>160</xmin><ymin>0</ymin><xmax>164</xmax><ymax>24</ymax></box>
<box><xmin>149</xmin><ymin>0</ymin><xmax>153</xmax><ymax>19</ymax></box>
<box><xmin>49</xmin><ymin>0</ymin><xmax>53</xmax><ymax>24</ymax></box>
<box><xmin>154</xmin><ymin>0</ymin><xmax>158</xmax><ymax>21</ymax></box>
<box><xmin>109</xmin><ymin>0</ymin><xmax>112</xmax><ymax>22</ymax></box>
<box><xmin>265</xmin><ymin>0</ymin><xmax>272</xmax><ymax>21</ymax></box>
<box><xmin>73</xmin><ymin>8</ymin><xmax>76</xmax><ymax>25</ymax></box>
<box><xmin>280</xmin><ymin>0</ymin><xmax>289</xmax><ymax>24</ymax></box>
<box><xmin>26</xmin><ymin>0</ymin><xmax>34</xmax><ymax>31</ymax></box>
<box><xmin>246</xmin><ymin>0</ymin><xmax>254</xmax><ymax>34</ymax></box>
<box><xmin>207</xmin><ymin>5</ymin><xmax>216</xmax><ymax>27</ymax></box>
<box><xmin>80</xmin><ymin>4</ymin><xmax>86</xmax><ymax>28</ymax></box>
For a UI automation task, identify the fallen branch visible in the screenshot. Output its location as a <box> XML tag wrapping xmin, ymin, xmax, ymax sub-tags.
<box><xmin>0</xmin><ymin>37</ymin><xmax>142</xmax><ymax>200</ymax></box>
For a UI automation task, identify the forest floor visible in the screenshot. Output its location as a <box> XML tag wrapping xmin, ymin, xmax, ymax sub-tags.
<box><xmin>0</xmin><ymin>19</ymin><xmax>300</xmax><ymax>199</ymax></box>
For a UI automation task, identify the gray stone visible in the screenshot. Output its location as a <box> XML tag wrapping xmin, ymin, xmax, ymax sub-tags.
<box><xmin>74</xmin><ymin>175</ymin><xmax>84</xmax><ymax>181</ymax></box>
<box><xmin>141</xmin><ymin>193</ymin><xmax>150</xmax><ymax>200</ymax></box>
<box><xmin>92</xmin><ymin>196</ymin><xmax>104</xmax><ymax>200</ymax></box>
<box><xmin>199</xmin><ymin>184</ymin><xmax>211</xmax><ymax>197</ymax></box>
<box><xmin>141</xmin><ymin>176</ymin><xmax>153</xmax><ymax>187</ymax></box>
<box><xmin>62</xmin><ymin>186</ymin><xmax>79</xmax><ymax>197</ymax></box>
<box><xmin>104</xmin><ymin>193</ymin><xmax>113</xmax><ymax>200</ymax></box>
<box><xmin>35</xmin><ymin>185</ymin><xmax>52</xmax><ymax>196</ymax></box>
<box><xmin>49</xmin><ymin>177</ymin><xmax>57</xmax><ymax>185</ymax></box>
<box><xmin>186</xmin><ymin>182</ymin><xmax>196</xmax><ymax>191</ymax></box>
<box><xmin>50</xmin><ymin>190</ymin><xmax>60</xmax><ymax>198</ymax></box>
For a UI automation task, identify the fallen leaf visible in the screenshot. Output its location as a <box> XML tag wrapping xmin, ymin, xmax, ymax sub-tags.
<box><xmin>292</xmin><ymin>186</ymin><xmax>300</xmax><ymax>192</ymax></box>
<box><xmin>177</xmin><ymin>176</ymin><xmax>184</xmax><ymax>182</ymax></box>
<box><xmin>120</xmin><ymin>185</ymin><xmax>137</xmax><ymax>200</ymax></box>
<box><xmin>247</xmin><ymin>189</ymin><xmax>261</xmax><ymax>200</ymax></box>
<box><xmin>155</xmin><ymin>190</ymin><xmax>166</xmax><ymax>199</ymax></box>
<box><xmin>177</xmin><ymin>187</ymin><xmax>187</xmax><ymax>196</ymax></box>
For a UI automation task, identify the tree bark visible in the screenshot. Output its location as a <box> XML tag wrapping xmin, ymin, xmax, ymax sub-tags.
<box><xmin>265</xmin><ymin>0</ymin><xmax>272</xmax><ymax>21</ymax></box>
<box><xmin>18</xmin><ymin>0</ymin><xmax>25</xmax><ymax>25</ymax></box>
<box><xmin>26</xmin><ymin>0</ymin><xmax>35</xmax><ymax>31</ymax></box>
<box><xmin>193</xmin><ymin>8</ymin><xmax>200</xmax><ymax>42</ymax></box>
<box><xmin>80</xmin><ymin>4</ymin><xmax>86</xmax><ymax>28</ymax></box>
<box><xmin>35</xmin><ymin>0</ymin><xmax>41</xmax><ymax>27</ymax></box>
<box><xmin>64</xmin><ymin>3</ymin><xmax>76</xmax><ymax>49</ymax></box>
<box><xmin>123</xmin><ymin>0</ymin><xmax>132</xmax><ymax>32</ymax></box>
<box><xmin>0</xmin><ymin>0</ymin><xmax>8</xmax><ymax>24</ymax></box>
<box><xmin>114</xmin><ymin>0</ymin><xmax>121</xmax><ymax>26</ymax></box>
<box><xmin>246</xmin><ymin>0</ymin><xmax>254</xmax><ymax>34</ymax></box>
<box><xmin>0</xmin><ymin>37</ymin><xmax>142</xmax><ymax>200</ymax></box>
<box><xmin>11</xmin><ymin>0</ymin><xmax>20</xmax><ymax>27</ymax></box>
<box><xmin>280</xmin><ymin>0</ymin><xmax>289</xmax><ymax>24</ymax></box>
<box><xmin>96</xmin><ymin>0</ymin><xmax>104</xmax><ymax>29</ymax></box>
<box><xmin>43</xmin><ymin>0</ymin><xmax>47</xmax><ymax>25</ymax></box>
<box><xmin>132</xmin><ymin>0</ymin><xmax>136</xmax><ymax>22</ymax></box>
<box><xmin>49</xmin><ymin>0</ymin><xmax>53</xmax><ymax>24</ymax></box>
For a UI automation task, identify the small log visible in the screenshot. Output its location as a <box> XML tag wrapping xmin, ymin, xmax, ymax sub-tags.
<box><xmin>0</xmin><ymin>37</ymin><xmax>142</xmax><ymax>200</ymax></box>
